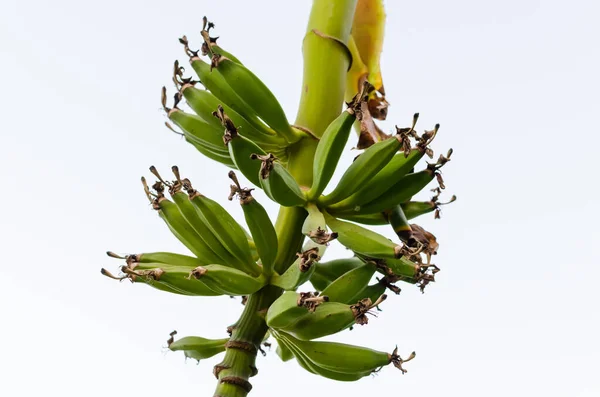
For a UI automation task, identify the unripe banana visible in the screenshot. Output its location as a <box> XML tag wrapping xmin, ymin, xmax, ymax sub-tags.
<box><xmin>228</xmin><ymin>172</ymin><xmax>278</xmax><ymax>275</ymax></box>
<box><xmin>180</xmin><ymin>176</ymin><xmax>261</xmax><ymax>276</ymax></box>
<box><xmin>186</xmin><ymin>139</ymin><xmax>236</xmax><ymax>168</ymax></box>
<box><xmin>324</xmin><ymin>212</ymin><xmax>404</xmax><ymax>260</ymax></box>
<box><xmin>306</xmin><ymin>107</ymin><xmax>357</xmax><ymax>200</ymax></box>
<box><xmin>211</xmin><ymin>55</ymin><xmax>300</xmax><ymax>142</ymax></box>
<box><xmin>276</xmin><ymin>342</ymin><xmax>295</xmax><ymax>362</ymax></box>
<box><xmin>167</xmin><ymin>331</ymin><xmax>228</xmax><ymax>361</ymax></box>
<box><xmin>180</xmin><ymin>84</ymin><xmax>281</xmax><ymax>144</ymax></box>
<box><xmin>141</xmin><ymin>177</ymin><xmax>225</xmax><ymax>265</ymax></box>
<box><xmin>301</xmin><ymin>204</ymin><xmax>337</xmax><ymax>245</ymax></box>
<box><xmin>352</xmin><ymin>149</ymin><xmax>453</xmax><ymax>215</ymax></box>
<box><xmin>276</xmin><ymin>330</ymin><xmax>415</xmax><ymax>376</ymax></box>
<box><xmin>189</xmin><ymin>264</ymin><xmax>266</xmax><ymax>296</ymax></box>
<box><xmin>125</xmin><ymin>264</ymin><xmax>222</xmax><ymax>296</ymax></box>
<box><xmin>270</xmin><ymin>247</ymin><xmax>320</xmax><ymax>290</ymax></box>
<box><xmin>167</xmin><ymin>107</ymin><xmax>228</xmax><ymax>155</ymax></box>
<box><xmin>388</xmin><ymin>204</ymin><xmax>413</xmax><ymax>242</ymax></box>
<box><xmin>272</xmin><ymin>330</ymin><xmax>370</xmax><ymax>381</ymax></box>
<box><xmin>356</xmin><ymin>253</ymin><xmax>421</xmax><ymax>284</ymax></box>
<box><xmin>214</xmin><ymin>105</ymin><xmax>266</xmax><ymax>187</ymax></box>
<box><xmin>266</xmin><ymin>291</ymin><xmax>328</xmax><ymax>330</ymax></box>
<box><xmin>349</xmin><ymin>280</ymin><xmax>388</xmax><ymax>304</ymax></box>
<box><xmin>332</xmin><ymin>211</ymin><xmax>388</xmax><ymax>225</ymax></box>
<box><xmin>283</xmin><ymin>295</ymin><xmax>386</xmax><ymax>340</ymax></box>
<box><xmin>107</xmin><ymin>251</ymin><xmax>203</xmax><ymax>268</ymax></box>
<box><xmin>320</xmin><ymin>260</ymin><xmax>376</xmax><ymax>303</ymax></box>
<box><xmin>100</xmin><ymin>266</ymin><xmax>194</xmax><ymax>296</ymax></box>
<box><xmin>199</xmin><ymin>17</ymin><xmax>243</xmax><ymax>65</ymax></box>
<box><xmin>310</xmin><ymin>257</ymin><xmax>364</xmax><ymax>291</ymax></box>
<box><xmin>253</xmin><ymin>153</ymin><xmax>307</xmax><ymax>207</ymax></box>
<box><xmin>327</xmin><ymin>148</ymin><xmax>424</xmax><ymax>212</ymax></box>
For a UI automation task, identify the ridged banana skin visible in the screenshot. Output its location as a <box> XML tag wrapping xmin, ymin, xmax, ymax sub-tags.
<box><xmin>170</xmin><ymin>191</ymin><xmax>237</xmax><ymax>266</ymax></box>
<box><xmin>283</xmin><ymin>332</ymin><xmax>391</xmax><ymax>375</ymax></box>
<box><xmin>319</xmin><ymin>135</ymin><xmax>402</xmax><ymax>206</ymax></box>
<box><xmin>349</xmin><ymin>282</ymin><xmax>387</xmax><ymax>304</ymax></box>
<box><xmin>333</xmin><ymin>212</ymin><xmax>387</xmax><ymax>225</ymax></box>
<box><xmin>135</xmin><ymin>252</ymin><xmax>203</xmax><ymax>267</ymax></box>
<box><xmin>193</xmin><ymin>264</ymin><xmax>266</xmax><ymax>296</ymax></box>
<box><xmin>188</xmin><ymin>141</ymin><xmax>236</xmax><ymax>168</ymax></box>
<box><xmin>189</xmin><ymin>194</ymin><xmax>260</xmax><ymax>276</ymax></box>
<box><xmin>266</xmin><ymin>291</ymin><xmax>310</xmax><ymax>330</ymax></box>
<box><xmin>374</xmin><ymin>256</ymin><xmax>420</xmax><ymax>281</ymax></box>
<box><xmin>181</xmin><ymin>85</ymin><xmax>281</xmax><ymax>144</ymax></box>
<box><xmin>389</xmin><ymin>204</ymin><xmax>412</xmax><ymax>241</ymax></box>
<box><xmin>168</xmin><ymin>109</ymin><xmax>227</xmax><ymax>153</ymax></box>
<box><xmin>132</xmin><ymin>265</ymin><xmax>222</xmax><ymax>296</ymax></box>
<box><xmin>283</xmin><ymin>302</ymin><xmax>356</xmax><ymax>340</ymax></box>
<box><xmin>240</xmin><ymin>196</ymin><xmax>278</xmax><ymax>274</ymax></box>
<box><xmin>324</xmin><ymin>212</ymin><xmax>402</xmax><ymax>260</ymax></box>
<box><xmin>260</xmin><ymin>163</ymin><xmax>307</xmax><ymax>207</ymax></box>
<box><xmin>273</xmin><ymin>331</ymin><xmax>372</xmax><ymax>381</ymax></box>
<box><xmin>329</xmin><ymin>149</ymin><xmax>424</xmax><ymax>212</ymax></box>
<box><xmin>169</xmin><ymin>336</ymin><xmax>229</xmax><ymax>361</ymax></box>
<box><xmin>228</xmin><ymin>135</ymin><xmax>266</xmax><ymax>187</ymax></box>
<box><xmin>320</xmin><ymin>262</ymin><xmax>376</xmax><ymax>303</ymax></box>
<box><xmin>214</xmin><ymin>57</ymin><xmax>296</xmax><ymax>140</ymax></box>
<box><xmin>307</xmin><ymin>110</ymin><xmax>356</xmax><ymax>200</ymax></box>
<box><xmin>401</xmin><ymin>200</ymin><xmax>437</xmax><ymax>220</ymax></box>
<box><xmin>156</xmin><ymin>198</ymin><xmax>226</xmax><ymax>264</ymax></box>
<box><xmin>270</xmin><ymin>256</ymin><xmax>317</xmax><ymax>291</ymax></box>
<box><xmin>190</xmin><ymin>57</ymin><xmax>267</xmax><ymax>130</ymax></box>
<box><xmin>354</xmin><ymin>169</ymin><xmax>435</xmax><ymax>215</ymax></box>
<box><xmin>310</xmin><ymin>257</ymin><xmax>364</xmax><ymax>291</ymax></box>
<box><xmin>276</xmin><ymin>342</ymin><xmax>295</xmax><ymax>362</ymax></box>
<box><xmin>128</xmin><ymin>273</ymin><xmax>195</xmax><ymax>296</ymax></box>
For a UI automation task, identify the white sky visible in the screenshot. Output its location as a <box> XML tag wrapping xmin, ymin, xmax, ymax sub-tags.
<box><xmin>1</xmin><ymin>0</ymin><xmax>599</xmax><ymax>396</ymax></box>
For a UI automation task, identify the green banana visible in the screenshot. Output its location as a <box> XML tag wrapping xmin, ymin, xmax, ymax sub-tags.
<box><xmin>106</xmin><ymin>251</ymin><xmax>203</xmax><ymax>268</ymax></box>
<box><xmin>266</xmin><ymin>291</ymin><xmax>328</xmax><ymax>330</ymax></box>
<box><xmin>332</xmin><ymin>211</ymin><xmax>388</xmax><ymax>225</ymax></box>
<box><xmin>189</xmin><ymin>264</ymin><xmax>266</xmax><ymax>296</ymax></box>
<box><xmin>306</xmin><ymin>106</ymin><xmax>358</xmax><ymax>200</ymax></box>
<box><xmin>349</xmin><ymin>280</ymin><xmax>389</xmax><ymax>304</ymax></box>
<box><xmin>327</xmin><ymin>148</ymin><xmax>425</xmax><ymax>212</ymax></box>
<box><xmin>270</xmin><ymin>247</ymin><xmax>320</xmax><ymax>290</ymax></box>
<box><xmin>275</xmin><ymin>330</ymin><xmax>415</xmax><ymax>376</ymax></box>
<box><xmin>388</xmin><ymin>204</ymin><xmax>413</xmax><ymax>242</ymax></box>
<box><xmin>141</xmin><ymin>177</ymin><xmax>228</xmax><ymax>264</ymax></box>
<box><xmin>211</xmin><ymin>55</ymin><xmax>299</xmax><ymax>142</ymax></box>
<box><xmin>402</xmin><ymin>192</ymin><xmax>457</xmax><ymax>220</ymax></box>
<box><xmin>180</xmin><ymin>177</ymin><xmax>261</xmax><ymax>276</ymax></box>
<box><xmin>214</xmin><ymin>105</ymin><xmax>266</xmax><ymax>187</ymax></box>
<box><xmin>318</xmin><ymin>114</ymin><xmax>420</xmax><ymax>207</ymax></box>
<box><xmin>324</xmin><ymin>212</ymin><xmax>404</xmax><ymax>260</ymax></box>
<box><xmin>186</xmin><ymin>138</ymin><xmax>236</xmax><ymax>168</ymax></box>
<box><xmin>301</xmin><ymin>203</ymin><xmax>337</xmax><ymax>245</ymax></box>
<box><xmin>180</xmin><ymin>84</ymin><xmax>282</xmax><ymax>145</ymax></box>
<box><xmin>253</xmin><ymin>153</ymin><xmax>307</xmax><ymax>207</ymax></box>
<box><xmin>276</xmin><ymin>342</ymin><xmax>295</xmax><ymax>362</ymax></box>
<box><xmin>272</xmin><ymin>330</ymin><xmax>370</xmax><ymax>381</ymax></box>
<box><xmin>163</xmin><ymin>167</ymin><xmax>244</xmax><ymax>268</ymax></box>
<box><xmin>228</xmin><ymin>172</ymin><xmax>278</xmax><ymax>275</ymax></box>
<box><xmin>320</xmin><ymin>260</ymin><xmax>376</xmax><ymax>303</ymax></box>
<box><xmin>167</xmin><ymin>331</ymin><xmax>228</xmax><ymax>362</ymax></box>
<box><xmin>310</xmin><ymin>257</ymin><xmax>365</xmax><ymax>291</ymax></box>
<box><xmin>124</xmin><ymin>264</ymin><xmax>222</xmax><ymax>296</ymax></box>
<box><xmin>356</xmin><ymin>254</ymin><xmax>421</xmax><ymax>284</ymax></box>
<box><xmin>166</xmin><ymin>107</ymin><xmax>227</xmax><ymax>154</ymax></box>
<box><xmin>283</xmin><ymin>296</ymin><xmax>386</xmax><ymax>340</ymax></box>
<box><xmin>350</xmin><ymin>149</ymin><xmax>453</xmax><ymax>215</ymax></box>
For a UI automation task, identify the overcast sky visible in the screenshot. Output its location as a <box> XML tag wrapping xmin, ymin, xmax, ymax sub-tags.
<box><xmin>1</xmin><ymin>1</ymin><xmax>599</xmax><ymax>396</ymax></box>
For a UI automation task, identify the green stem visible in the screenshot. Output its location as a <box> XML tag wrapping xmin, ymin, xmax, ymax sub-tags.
<box><xmin>213</xmin><ymin>286</ymin><xmax>281</xmax><ymax>397</ymax></box>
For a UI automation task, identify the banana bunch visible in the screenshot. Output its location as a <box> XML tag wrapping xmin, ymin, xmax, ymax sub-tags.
<box><xmin>102</xmin><ymin>12</ymin><xmax>456</xmax><ymax>390</ymax></box>
<box><xmin>272</xmin><ymin>329</ymin><xmax>415</xmax><ymax>381</ymax></box>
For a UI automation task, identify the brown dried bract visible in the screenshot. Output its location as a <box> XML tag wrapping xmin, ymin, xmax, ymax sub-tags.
<box><xmin>297</xmin><ymin>292</ymin><xmax>328</xmax><ymax>312</ymax></box>
<box><xmin>212</xmin><ymin>105</ymin><xmax>238</xmax><ymax>145</ymax></box>
<box><xmin>296</xmin><ymin>247</ymin><xmax>321</xmax><ymax>272</ymax></box>
<box><xmin>250</xmin><ymin>153</ymin><xmax>276</xmax><ymax>179</ymax></box>
<box><xmin>228</xmin><ymin>171</ymin><xmax>254</xmax><ymax>203</ymax></box>
<box><xmin>351</xmin><ymin>294</ymin><xmax>387</xmax><ymax>325</ymax></box>
<box><xmin>390</xmin><ymin>348</ymin><xmax>416</xmax><ymax>374</ymax></box>
<box><xmin>308</xmin><ymin>227</ymin><xmax>338</xmax><ymax>245</ymax></box>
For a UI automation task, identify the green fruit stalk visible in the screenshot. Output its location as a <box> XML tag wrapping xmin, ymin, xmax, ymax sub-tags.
<box><xmin>101</xmin><ymin>2</ymin><xmax>455</xmax><ymax>396</ymax></box>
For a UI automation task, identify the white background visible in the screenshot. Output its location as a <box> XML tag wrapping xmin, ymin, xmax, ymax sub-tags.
<box><xmin>1</xmin><ymin>1</ymin><xmax>599</xmax><ymax>396</ymax></box>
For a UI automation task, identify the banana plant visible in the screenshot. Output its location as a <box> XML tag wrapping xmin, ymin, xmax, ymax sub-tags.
<box><xmin>101</xmin><ymin>1</ymin><xmax>456</xmax><ymax>396</ymax></box>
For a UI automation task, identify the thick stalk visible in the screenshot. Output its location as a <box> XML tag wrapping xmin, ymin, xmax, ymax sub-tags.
<box><xmin>212</xmin><ymin>286</ymin><xmax>281</xmax><ymax>397</ymax></box>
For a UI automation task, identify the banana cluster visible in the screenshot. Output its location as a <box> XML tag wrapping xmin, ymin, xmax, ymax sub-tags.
<box><xmin>102</xmin><ymin>17</ymin><xmax>455</xmax><ymax>383</ymax></box>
